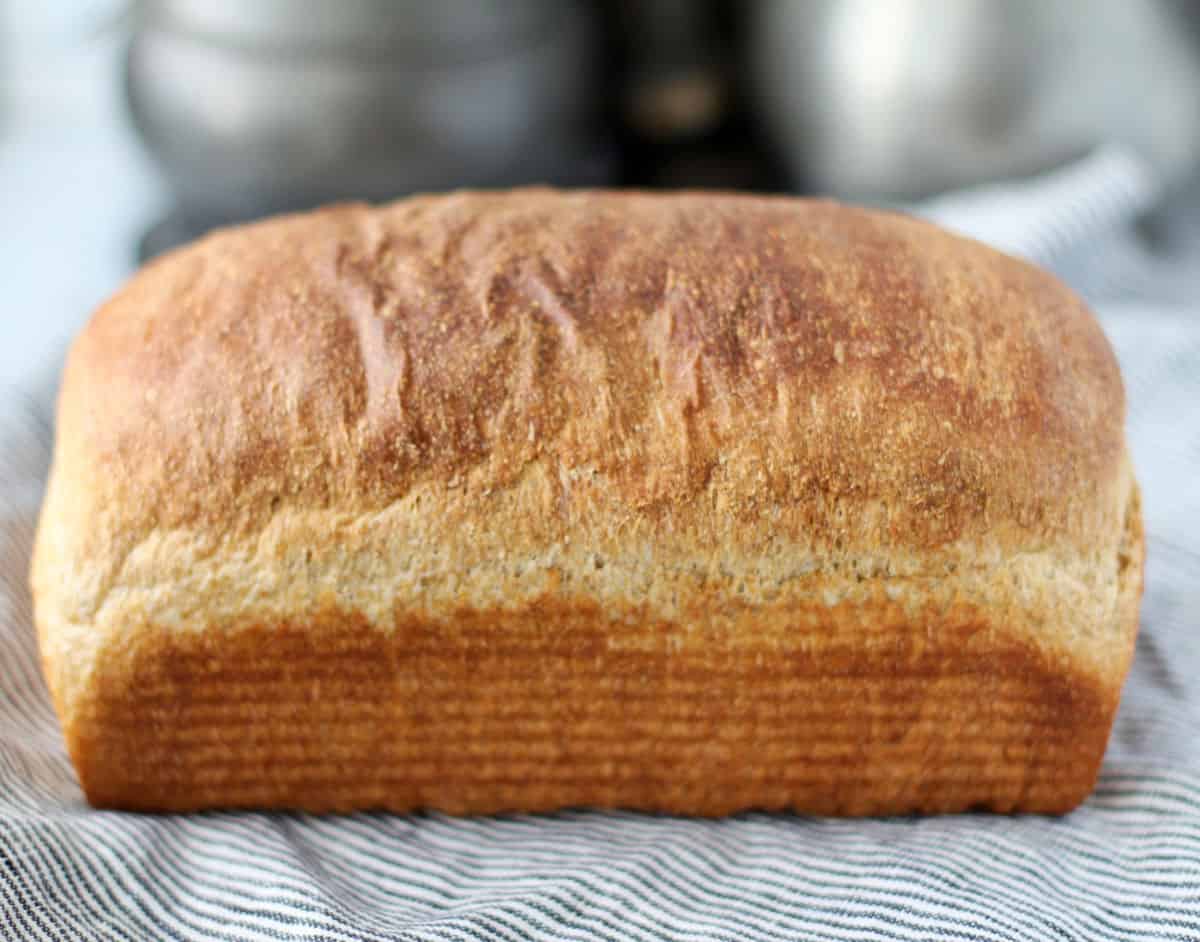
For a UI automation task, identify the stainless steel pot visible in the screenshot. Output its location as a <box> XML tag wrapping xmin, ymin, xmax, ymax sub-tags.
<box><xmin>126</xmin><ymin>0</ymin><xmax>606</xmax><ymax>228</ymax></box>
<box><xmin>748</xmin><ymin>0</ymin><xmax>1200</xmax><ymax>200</ymax></box>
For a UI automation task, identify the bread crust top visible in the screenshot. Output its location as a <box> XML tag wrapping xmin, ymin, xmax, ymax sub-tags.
<box><xmin>56</xmin><ymin>189</ymin><xmax>1125</xmax><ymax>540</ymax></box>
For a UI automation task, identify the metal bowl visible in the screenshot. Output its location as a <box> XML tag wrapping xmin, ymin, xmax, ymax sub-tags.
<box><xmin>126</xmin><ymin>0</ymin><xmax>606</xmax><ymax>228</ymax></box>
<box><xmin>748</xmin><ymin>0</ymin><xmax>1200</xmax><ymax>200</ymax></box>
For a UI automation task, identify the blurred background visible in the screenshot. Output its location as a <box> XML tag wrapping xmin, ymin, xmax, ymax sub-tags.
<box><xmin>2</xmin><ymin>0</ymin><xmax>1200</xmax><ymax>385</ymax></box>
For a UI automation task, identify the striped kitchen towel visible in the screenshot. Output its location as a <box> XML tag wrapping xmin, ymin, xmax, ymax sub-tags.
<box><xmin>2</xmin><ymin>148</ymin><xmax>1199</xmax><ymax>940</ymax></box>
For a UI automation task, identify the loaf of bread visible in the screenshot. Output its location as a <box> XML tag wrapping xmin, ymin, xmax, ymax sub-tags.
<box><xmin>32</xmin><ymin>189</ymin><xmax>1143</xmax><ymax>816</ymax></box>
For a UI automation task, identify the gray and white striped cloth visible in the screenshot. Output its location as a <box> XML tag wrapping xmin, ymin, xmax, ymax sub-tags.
<box><xmin>3</xmin><ymin>149</ymin><xmax>1199</xmax><ymax>940</ymax></box>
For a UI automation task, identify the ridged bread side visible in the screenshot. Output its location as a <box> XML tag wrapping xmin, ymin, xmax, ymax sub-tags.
<box><xmin>31</xmin><ymin>189</ymin><xmax>1143</xmax><ymax>814</ymax></box>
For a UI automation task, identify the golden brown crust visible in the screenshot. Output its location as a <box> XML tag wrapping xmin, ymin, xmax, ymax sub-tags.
<box><xmin>31</xmin><ymin>189</ymin><xmax>1142</xmax><ymax>815</ymax></box>
<box><xmin>73</xmin><ymin>591</ymin><xmax>1130</xmax><ymax>817</ymax></box>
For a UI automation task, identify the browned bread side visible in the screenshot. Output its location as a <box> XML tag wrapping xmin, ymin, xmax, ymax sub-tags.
<box><xmin>31</xmin><ymin>189</ymin><xmax>1143</xmax><ymax>815</ymax></box>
